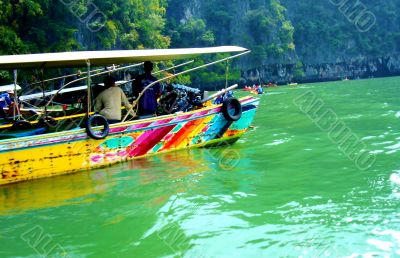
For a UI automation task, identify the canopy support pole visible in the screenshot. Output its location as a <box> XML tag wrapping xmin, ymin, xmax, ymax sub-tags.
<box><xmin>13</xmin><ymin>69</ymin><xmax>20</xmax><ymax>120</ymax></box>
<box><xmin>40</xmin><ymin>68</ymin><xmax>48</xmax><ymax>116</ymax></box>
<box><xmin>86</xmin><ymin>60</ymin><xmax>91</xmax><ymax>118</ymax></box>
<box><xmin>225</xmin><ymin>60</ymin><xmax>230</xmax><ymax>89</ymax></box>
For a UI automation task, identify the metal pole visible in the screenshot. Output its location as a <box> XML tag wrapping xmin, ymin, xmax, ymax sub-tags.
<box><xmin>40</xmin><ymin>69</ymin><xmax>48</xmax><ymax>115</ymax></box>
<box><xmin>28</xmin><ymin>64</ymin><xmax>121</xmax><ymax>87</ymax></box>
<box><xmin>13</xmin><ymin>69</ymin><xmax>19</xmax><ymax>120</ymax></box>
<box><xmin>86</xmin><ymin>60</ymin><xmax>91</xmax><ymax>117</ymax></box>
<box><xmin>225</xmin><ymin>60</ymin><xmax>229</xmax><ymax>89</ymax></box>
<box><xmin>201</xmin><ymin>84</ymin><xmax>238</xmax><ymax>103</ymax></box>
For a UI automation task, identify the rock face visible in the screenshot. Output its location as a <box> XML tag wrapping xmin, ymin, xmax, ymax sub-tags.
<box><xmin>167</xmin><ymin>0</ymin><xmax>400</xmax><ymax>83</ymax></box>
<box><xmin>167</xmin><ymin>0</ymin><xmax>297</xmax><ymax>68</ymax></box>
<box><xmin>244</xmin><ymin>55</ymin><xmax>400</xmax><ymax>84</ymax></box>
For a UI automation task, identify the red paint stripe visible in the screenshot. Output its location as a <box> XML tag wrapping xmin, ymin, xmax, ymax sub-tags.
<box><xmin>109</xmin><ymin>127</ymin><xmax>128</xmax><ymax>133</ymax></box>
<box><xmin>128</xmin><ymin>125</ymin><xmax>175</xmax><ymax>157</ymax></box>
<box><xmin>128</xmin><ymin>111</ymin><xmax>212</xmax><ymax>156</ymax></box>
<box><xmin>127</xmin><ymin>122</ymin><xmax>152</xmax><ymax>131</ymax></box>
<box><xmin>161</xmin><ymin>118</ymin><xmax>204</xmax><ymax>151</ymax></box>
<box><xmin>129</xmin><ymin>119</ymin><xmax>174</xmax><ymax>157</ymax></box>
<box><xmin>159</xmin><ymin>111</ymin><xmax>211</xmax><ymax>151</ymax></box>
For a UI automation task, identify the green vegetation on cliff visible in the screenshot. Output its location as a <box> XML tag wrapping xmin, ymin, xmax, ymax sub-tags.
<box><xmin>0</xmin><ymin>0</ymin><xmax>399</xmax><ymax>83</ymax></box>
<box><xmin>0</xmin><ymin>0</ymin><xmax>169</xmax><ymax>55</ymax></box>
<box><xmin>280</xmin><ymin>0</ymin><xmax>400</xmax><ymax>64</ymax></box>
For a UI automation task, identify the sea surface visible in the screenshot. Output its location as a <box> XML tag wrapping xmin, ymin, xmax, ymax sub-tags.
<box><xmin>0</xmin><ymin>77</ymin><xmax>399</xmax><ymax>257</ymax></box>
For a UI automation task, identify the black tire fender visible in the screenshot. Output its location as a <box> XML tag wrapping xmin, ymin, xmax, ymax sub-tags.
<box><xmin>221</xmin><ymin>98</ymin><xmax>242</xmax><ymax>122</ymax></box>
<box><xmin>86</xmin><ymin>114</ymin><xmax>110</xmax><ymax>140</ymax></box>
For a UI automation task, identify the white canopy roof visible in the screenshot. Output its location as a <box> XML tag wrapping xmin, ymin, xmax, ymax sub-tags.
<box><xmin>0</xmin><ymin>46</ymin><xmax>248</xmax><ymax>69</ymax></box>
<box><xmin>0</xmin><ymin>84</ymin><xmax>21</xmax><ymax>92</ymax></box>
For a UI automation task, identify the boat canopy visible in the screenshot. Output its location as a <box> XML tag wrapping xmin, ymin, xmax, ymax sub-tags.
<box><xmin>0</xmin><ymin>84</ymin><xmax>21</xmax><ymax>92</ymax></box>
<box><xmin>0</xmin><ymin>46</ymin><xmax>248</xmax><ymax>69</ymax></box>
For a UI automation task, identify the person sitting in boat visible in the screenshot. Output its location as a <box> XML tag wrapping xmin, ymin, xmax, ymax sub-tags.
<box><xmin>226</xmin><ymin>90</ymin><xmax>234</xmax><ymax>99</ymax></box>
<box><xmin>0</xmin><ymin>91</ymin><xmax>12</xmax><ymax>118</ymax></box>
<box><xmin>94</xmin><ymin>76</ymin><xmax>135</xmax><ymax>124</ymax></box>
<box><xmin>92</xmin><ymin>82</ymin><xmax>106</xmax><ymax>99</ymax></box>
<box><xmin>132</xmin><ymin>61</ymin><xmax>162</xmax><ymax>118</ymax></box>
<box><xmin>3</xmin><ymin>90</ymin><xmax>21</xmax><ymax>118</ymax></box>
<box><xmin>214</xmin><ymin>94</ymin><xmax>224</xmax><ymax>104</ymax></box>
<box><xmin>214</xmin><ymin>91</ymin><xmax>234</xmax><ymax>105</ymax></box>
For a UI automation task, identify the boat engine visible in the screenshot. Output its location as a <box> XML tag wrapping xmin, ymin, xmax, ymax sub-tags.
<box><xmin>158</xmin><ymin>83</ymin><xmax>207</xmax><ymax>115</ymax></box>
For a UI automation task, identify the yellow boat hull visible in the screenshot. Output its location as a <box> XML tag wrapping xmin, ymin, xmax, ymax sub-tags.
<box><xmin>0</xmin><ymin>97</ymin><xmax>259</xmax><ymax>186</ymax></box>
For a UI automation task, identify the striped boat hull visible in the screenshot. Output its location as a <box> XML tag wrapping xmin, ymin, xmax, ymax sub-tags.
<box><xmin>0</xmin><ymin>97</ymin><xmax>259</xmax><ymax>185</ymax></box>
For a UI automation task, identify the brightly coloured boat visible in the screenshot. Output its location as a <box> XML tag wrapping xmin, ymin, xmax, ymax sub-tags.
<box><xmin>0</xmin><ymin>46</ymin><xmax>259</xmax><ymax>186</ymax></box>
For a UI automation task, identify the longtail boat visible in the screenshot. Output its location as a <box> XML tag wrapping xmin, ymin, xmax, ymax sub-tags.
<box><xmin>0</xmin><ymin>46</ymin><xmax>259</xmax><ymax>186</ymax></box>
<box><xmin>0</xmin><ymin>84</ymin><xmax>22</xmax><ymax>92</ymax></box>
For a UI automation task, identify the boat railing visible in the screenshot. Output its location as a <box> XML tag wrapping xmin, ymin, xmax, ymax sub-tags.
<box><xmin>122</xmin><ymin>50</ymin><xmax>250</xmax><ymax>122</ymax></box>
<box><xmin>200</xmin><ymin>84</ymin><xmax>238</xmax><ymax>104</ymax></box>
<box><xmin>116</xmin><ymin>60</ymin><xmax>195</xmax><ymax>88</ymax></box>
<box><xmin>1</xmin><ymin>49</ymin><xmax>249</xmax><ymax>131</ymax></box>
<box><xmin>27</xmin><ymin>64</ymin><xmax>120</xmax><ymax>87</ymax></box>
<box><xmin>40</xmin><ymin>62</ymin><xmax>145</xmax><ymax>115</ymax></box>
<box><xmin>0</xmin><ymin>60</ymin><xmax>196</xmax><ymax>130</ymax></box>
<box><xmin>39</xmin><ymin>60</ymin><xmax>195</xmax><ymax>117</ymax></box>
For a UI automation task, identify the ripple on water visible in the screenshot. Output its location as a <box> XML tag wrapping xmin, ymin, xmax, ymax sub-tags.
<box><xmin>267</xmin><ymin>91</ymin><xmax>286</xmax><ymax>95</ymax></box>
<box><xmin>367</xmin><ymin>239</ymin><xmax>394</xmax><ymax>252</ymax></box>
<box><xmin>384</xmin><ymin>142</ymin><xmax>400</xmax><ymax>154</ymax></box>
<box><xmin>372</xmin><ymin>140</ymin><xmax>394</xmax><ymax>146</ymax></box>
<box><xmin>390</xmin><ymin>171</ymin><xmax>400</xmax><ymax>186</ymax></box>
<box><xmin>362</xmin><ymin>135</ymin><xmax>377</xmax><ymax>141</ymax></box>
<box><xmin>386</xmin><ymin>142</ymin><xmax>400</xmax><ymax>150</ymax></box>
<box><xmin>369</xmin><ymin>229</ymin><xmax>400</xmax><ymax>255</ymax></box>
<box><xmin>381</xmin><ymin>110</ymin><xmax>396</xmax><ymax>117</ymax></box>
<box><xmin>264</xmin><ymin>137</ymin><xmax>293</xmax><ymax>146</ymax></box>
<box><xmin>343</xmin><ymin>114</ymin><xmax>363</xmax><ymax>120</ymax></box>
<box><xmin>370</xmin><ymin>150</ymin><xmax>384</xmax><ymax>155</ymax></box>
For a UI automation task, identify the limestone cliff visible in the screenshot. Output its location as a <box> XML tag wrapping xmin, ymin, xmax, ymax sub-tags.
<box><xmin>167</xmin><ymin>0</ymin><xmax>400</xmax><ymax>83</ymax></box>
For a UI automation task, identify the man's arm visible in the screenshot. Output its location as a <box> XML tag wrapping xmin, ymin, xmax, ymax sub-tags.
<box><xmin>121</xmin><ymin>89</ymin><xmax>136</xmax><ymax>116</ymax></box>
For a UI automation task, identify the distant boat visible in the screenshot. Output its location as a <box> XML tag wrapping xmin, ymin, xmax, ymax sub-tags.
<box><xmin>0</xmin><ymin>84</ymin><xmax>21</xmax><ymax>92</ymax></box>
<box><xmin>266</xmin><ymin>83</ymin><xmax>277</xmax><ymax>88</ymax></box>
<box><xmin>253</xmin><ymin>90</ymin><xmax>264</xmax><ymax>95</ymax></box>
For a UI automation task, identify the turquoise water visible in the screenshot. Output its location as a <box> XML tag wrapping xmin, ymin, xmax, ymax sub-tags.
<box><xmin>0</xmin><ymin>77</ymin><xmax>399</xmax><ymax>257</ymax></box>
